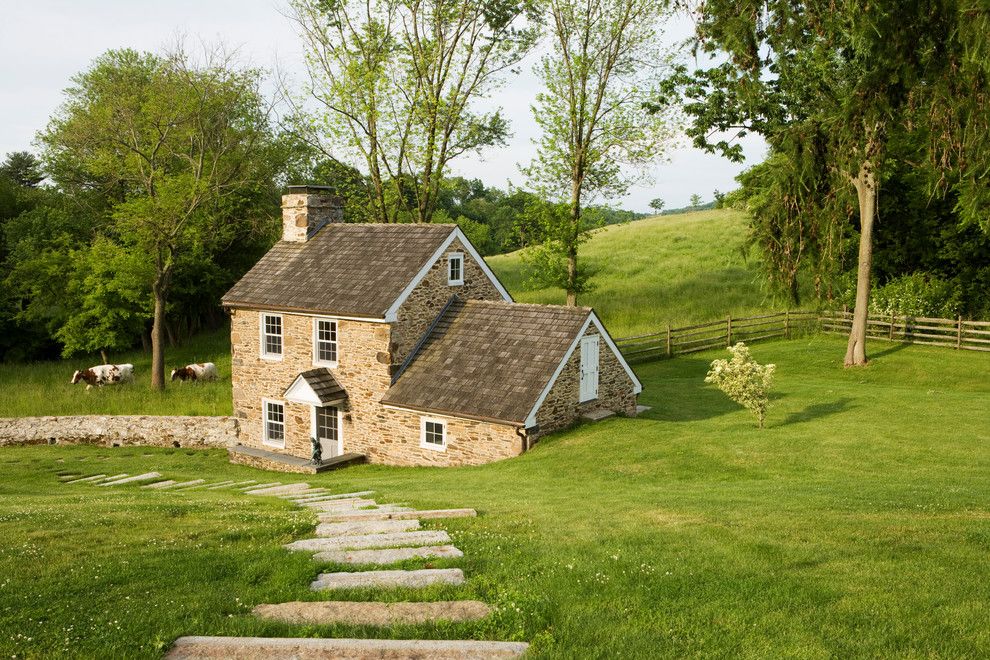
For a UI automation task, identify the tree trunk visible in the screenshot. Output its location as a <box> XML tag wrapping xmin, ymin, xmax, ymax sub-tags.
<box><xmin>151</xmin><ymin>286</ymin><xmax>167</xmax><ymax>391</ymax></box>
<box><xmin>566</xmin><ymin>177</ymin><xmax>582</xmax><ymax>307</ymax></box>
<box><xmin>100</xmin><ymin>350</ymin><xmax>108</xmax><ymax>364</ymax></box>
<box><xmin>844</xmin><ymin>161</ymin><xmax>877</xmax><ymax>367</ymax></box>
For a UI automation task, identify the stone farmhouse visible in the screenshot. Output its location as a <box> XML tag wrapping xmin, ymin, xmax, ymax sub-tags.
<box><xmin>221</xmin><ymin>186</ymin><xmax>642</xmax><ymax>469</ymax></box>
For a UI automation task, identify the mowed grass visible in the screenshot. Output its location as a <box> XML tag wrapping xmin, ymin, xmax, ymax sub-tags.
<box><xmin>488</xmin><ymin>209</ymin><xmax>788</xmax><ymax>337</ymax></box>
<box><xmin>2</xmin><ymin>336</ymin><xmax>989</xmax><ymax>657</ymax></box>
<box><xmin>0</xmin><ymin>327</ymin><xmax>232</xmax><ymax>416</ymax></box>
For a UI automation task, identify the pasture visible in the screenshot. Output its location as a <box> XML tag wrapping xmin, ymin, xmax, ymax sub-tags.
<box><xmin>2</xmin><ymin>335</ymin><xmax>989</xmax><ymax>657</ymax></box>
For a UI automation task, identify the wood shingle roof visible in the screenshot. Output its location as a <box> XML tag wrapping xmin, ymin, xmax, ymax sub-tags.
<box><xmin>221</xmin><ymin>223</ymin><xmax>457</xmax><ymax>318</ymax></box>
<box><xmin>382</xmin><ymin>299</ymin><xmax>592</xmax><ymax>425</ymax></box>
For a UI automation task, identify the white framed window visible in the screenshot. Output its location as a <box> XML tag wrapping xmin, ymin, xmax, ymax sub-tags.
<box><xmin>447</xmin><ymin>252</ymin><xmax>464</xmax><ymax>286</ymax></box>
<box><xmin>420</xmin><ymin>417</ymin><xmax>447</xmax><ymax>451</ymax></box>
<box><xmin>260</xmin><ymin>313</ymin><xmax>283</xmax><ymax>360</ymax></box>
<box><xmin>313</xmin><ymin>318</ymin><xmax>338</xmax><ymax>366</ymax></box>
<box><xmin>262</xmin><ymin>399</ymin><xmax>286</xmax><ymax>448</ymax></box>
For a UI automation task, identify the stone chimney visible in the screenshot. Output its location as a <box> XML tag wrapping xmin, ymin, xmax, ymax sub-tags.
<box><xmin>281</xmin><ymin>185</ymin><xmax>344</xmax><ymax>242</ymax></box>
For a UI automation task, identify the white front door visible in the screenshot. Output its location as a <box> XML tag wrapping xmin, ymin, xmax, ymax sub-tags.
<box><xmin>579</xmin><ymin>335</ymin><xmax>600</xmax><ymax>402</ymax></box>
<box><xmin>313</xmin><ymin>405</ymin><xmax>341</xmax><ymax>458</ymax></box>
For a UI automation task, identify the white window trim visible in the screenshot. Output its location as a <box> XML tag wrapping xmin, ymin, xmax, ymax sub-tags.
<box><xmin>311</xmin><ymin>404</ymin><xmax>344</xmax><ymax>457</ymax></box>
<box><xmin>312</xmin><ymin>317</ymin><xmax>339</xmax><ymax>368</ymax></box>
<box><xmin>420</xmin><ymin>416</ymin><xmax>447</xmax><ymax>451</ymax></box>
<box><xmin>447</xmin><ymin>252</ymin><xmax>464</xmax><ymax>286</ymax></box>
<box><xmin>259</xmin><ymin>312</ymin><xmax>284</xmax><ymax>361</ymax></box>
<box><xmin>262</xmin><ymin>398</ymin><xmax>286</xmax><ymax>449</ymax></box>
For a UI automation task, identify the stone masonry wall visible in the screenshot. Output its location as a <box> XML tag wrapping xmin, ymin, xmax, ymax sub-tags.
<box><xmin>389</xmin><ymin>237</ymin><xmax>506</xmax><ymax>367</ymax></box>
<box><xmin>0</xmin><ymin>416</ymin><xmax>236</xmax><ymax>448</ymax></box>
<box><xmin>534</xmin><ymin>327</ymin><xmax>638</xmax><ymax>436</ymax></box>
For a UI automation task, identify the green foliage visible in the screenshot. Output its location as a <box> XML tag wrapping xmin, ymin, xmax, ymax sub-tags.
<box><xmin>0</xmin><ymin>151</ymin><xmax>44</xmax><ymax>188</ymax></box>
<box><xmin>845</xmin><ymin>273</ymin><xmax>964</xmax><ymax>320</ymax></box>
<box><xmin>705</xmin><ymin>342</ymin><xmax>776</xmax><ymax>428</ymax></box>
<box><xmin>689</xmin><ymin>194</ymin><xmax>702</xmax><ymax>208</ymax></box>
<box><xmin>519</xmin><ymin>198</ymin><xmax>596</xmax><ymax>293</ymax></box>
<box><xmin>648</xmin><ymin>198</ymin><xmax>664</xmax><ymax>213</ymax></box>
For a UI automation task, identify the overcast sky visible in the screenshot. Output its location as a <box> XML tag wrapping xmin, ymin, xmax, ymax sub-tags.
<box><xmin>0</xmin><ymin>0</ymin><xmax>766</xmax><ymax>212</ymax></box>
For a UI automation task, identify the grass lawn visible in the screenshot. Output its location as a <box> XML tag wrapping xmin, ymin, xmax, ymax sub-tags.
<box><xmin>2</xmin><ymin>335</ymin><xmax>989</xmax><ymax>657</ymax></box>
<box><xmin>488</xmin><ymin>209</ymin><xmax>792</xmax><ymax>337</ymax></box>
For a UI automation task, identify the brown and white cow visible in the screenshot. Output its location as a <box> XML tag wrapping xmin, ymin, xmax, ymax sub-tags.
<box><xmin>170</xmin><ymin>362</ymin><xmax>219</xmax><ymax>382</ymax></box>
<box><xmin>70</xmin><ymin>364</ymin><xmax>135</xmax><ymax>390</ymax></box>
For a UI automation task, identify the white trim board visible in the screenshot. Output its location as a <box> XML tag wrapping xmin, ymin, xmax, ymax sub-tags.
<box><xmin>383</xmin><ymin>227</ymin><xmax>512</xmax><ymax>322</ymax></box>
<box><xmin>523</xmin><ymin>311</ymin><xmax>643</xmax><ymax>429</ymax></box>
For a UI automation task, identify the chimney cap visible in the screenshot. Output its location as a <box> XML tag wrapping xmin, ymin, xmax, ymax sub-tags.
<box><xmin>286</xmin><ymin>184</ymin><xmax>336</xmax><ymax>195</ymax></box>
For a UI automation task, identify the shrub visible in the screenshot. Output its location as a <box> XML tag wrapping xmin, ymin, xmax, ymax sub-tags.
<box><xmin>705</xmin><ymin>342</ymin><xmax>776</xmax><ymax>428</ymax></box>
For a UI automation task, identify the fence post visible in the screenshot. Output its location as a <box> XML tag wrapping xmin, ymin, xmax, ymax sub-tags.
<box><xmin>957</xmin><ymin>316</ymin><xmax>963</xmax><ymax>349</ymax></box>
<box><xmin>889</xmin><ymin>313</ymin><xmax>895</xmax><ymax>340</ymax></box>
<box><xmin>785</xmin><ymin>310</ymin><xmax>791</xmax><ymax>339</ymax></box>
<box><xmin>665</xmin><ymin>324</ymin><xmax>672</xmax><ymax>357</ymax></box>
<box><xmin>727</xmin><ymin>314</ymin><xmax>733</xmax><ymax>347</ymax></box>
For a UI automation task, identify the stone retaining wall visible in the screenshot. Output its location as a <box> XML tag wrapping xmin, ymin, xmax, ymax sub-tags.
<box><xmin>0</xmin><ymin>416</ymin><xmax>237</xmax><ymax>449</ymax></box>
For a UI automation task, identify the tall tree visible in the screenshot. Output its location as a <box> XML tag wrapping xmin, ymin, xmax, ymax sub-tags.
<box><xmin>40</xmin><ymin>47</ymin><xmax>278</xmax><ymax>388</ymax></box>
<box><xmin>287</xmin><ymin>0</ymin><xmax>537</xmax><ymax>224</ymax></box>
<box><xmin>0</xmin><ymin>152</ymin><xmax>44</xmax><ymax>188</ymax></box>
<box><xmin>524</xmin><ymin>0</ymin><xmax>679</xmax><ymax>305</ymax></box>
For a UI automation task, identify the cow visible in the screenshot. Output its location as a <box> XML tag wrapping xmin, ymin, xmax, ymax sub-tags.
<box><xmin>170</xmin><ymin>362</ymin><xmax>219</xmax><ymax>382</ymax></box>
<box><xmin>70</xmin><ymin>364</ymin><xmax>135</xmax><ymax>390</ymax></box>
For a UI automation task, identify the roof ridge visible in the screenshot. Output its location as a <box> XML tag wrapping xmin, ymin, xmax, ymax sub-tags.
<box><xmin>462</xmin><ymin>299</ymin><xmax>593</xmax><ymax>313</ymax></box>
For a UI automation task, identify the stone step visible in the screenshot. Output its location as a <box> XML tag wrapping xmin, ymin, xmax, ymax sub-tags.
<box><xmin>286</xmin><ymin>530</ymin><xmax>450</xmax><ymax>552</ymax></box>
<box><xmin>93</xmin><ymin>473</ymin><xmax>129</xmax><ymax>483</ymax></box>
<box><xmin>237</xmin><ymin>481</ymin><xmax>280</xmax><ymax>491</ymax></box>
<box><xmin>300</xmin><ymin>498</ymin><xmax>377</xmax><ymax>511</ymax></box>
<box><xmin>161</xmin><ymin>479</ymin><xmax>206</xmax><ymax>490</ymax></box>
<box><xmin>204</xmin><ymin>480</ymin><xmax>238</xmax><ymax>490</ymax></box>
<box><xmin>165</xmin><ymin>636</ymin><xmax>527</xmax><ymax>659</ymax></box>
<box><xmin>290</xmin><ymin>490</ymin><xmax>375</xmax><ymax>504</ymax></box>
<box><xmin>277</xmin><ymin>488</ymin><xmax>326</xmax><ymax>499</ymax></box>
<box><xmin>253</xmin><ymin>600</ymin><xmax>491</xmax><ymax>626</ymax></box>
<box><xmin>313</xmin><ymin>544</ymin><xmax>463</xmax><ymax>565</ymax></box>
<box><xmin>99</xmin><ymin>472</ymin><xmax>162</xmax><ymax>487</ymax></box>
<box><xmin>142</xmin><ymin>480</ymin><xmax>177</xmax><ymax>489</ymax></box>
<box><xmin>581</xmin><ymin>408</ymin><xmax>616</xmax><ymax>421</ymax></box>
<box><xmin>57</xmin><ymin>473</ymin><xmax>82</xmax><ymax>480</ymax></box>
<box><xmin>315</xmin><ymin>519</ymin><xmax>420</xmax><ymax>537</ymax></box>
<box><xmin>311</xmin><ymin>568</ymin><xmax>465</xmax><ymax>590</ymax></box>
<box><xmin>318</xmin><ymin>508</ymin><xmax>476</xmax><ymax>523</ymax></box>
<box><xmin>228</xmin><ymin>480</ymin><xmax>258</xmax><ymax>488</ymax></box>
<box><xmin>245</xmin><ymin>483</ymin><xmax>311</xmax><ymax>496</ymax></box>
<box><xmin>64</xmin><ymin>474</ymin><xmax>108</xmax><ymax>484</ymax></box>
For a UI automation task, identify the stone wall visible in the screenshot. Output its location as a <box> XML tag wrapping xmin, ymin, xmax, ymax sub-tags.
<box><xmin>0</xmin><ymin>416</ymin><xmax>236</xmax><ymax>448</ymax></box>
<box><xmin>534</xmin><ymin>327</ymin><xmax>638</xmax><ymax>436</ymax></box>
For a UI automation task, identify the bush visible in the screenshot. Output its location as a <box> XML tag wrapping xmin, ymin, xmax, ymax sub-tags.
<box><xmin>705</xmin><ymin>342</ymin><xmax>776</xmax><ymax>428</ymax></box>
<box><xmin>868</xmin><ymin>272</ymin><xmax>964</xmax><ymax>318</ymax></box>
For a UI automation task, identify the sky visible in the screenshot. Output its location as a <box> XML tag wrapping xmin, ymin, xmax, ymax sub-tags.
<box><xmin>0</xmin><ymin>0</ymin><xmax>767</xmax><ymax>212</ymax></box>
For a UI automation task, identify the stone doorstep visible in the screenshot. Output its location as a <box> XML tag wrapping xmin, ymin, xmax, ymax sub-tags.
<box><xmin>252</xmin><ymin>600</ymin><xmax>491</xmax><ymax>626</ymax></box>
<box><xmin>318</xmin><ymin>509</ymin><xmax>477</xmax><ymax>523</ymax></box>
<box><xmin>285</xmin><ymin>530</ymin><xmax>451</xmax><ymax>552</ymax></box>
<box><xmin>142</xmin><ymin>480</ymin><xmax>177</xmax><ymax>490</ymax></box>
<box><xmin>311</xmin><ymin>568</ymin><xmax>465</xmax><ymax>590</ymax></box>
<box><xmin>165</xmin><ymin>636</ymin><xmax>528</xmax><ymax>660</ymax></box>
<box><xmin>313</xmin><ymin>544</ymin><xmax>463</xmax><ymax>565</ymax></box>
<box><xmin>290</xmin><ymin>490</ymin><xmax>375</xmax><ymax>503</ymax></box>
<box><xmin>581</xmin><ymin>408</ymin><xmax>616</xmax><ymax>422</ymax></box>
<box><xmin>162</xmin><ymin>479</ymin><xmax>206</xmax><ymax>490</ymax></box>
<box><xmin>99</xmin><ymin>472</ymin><xmax>162</xmax><ymax>487</ymax></box>
<box><xmin>315</xmin><ymin>520</ymin><xmax>420</xmax><ymax>537</ymax></box>
<box><xmin>63</xmin><ymin>474</ymin><xmax>107</xmax><ymax>484</ymax></box>
<box><xmin>245</xmin><ymin>483</ymin><xmax>312</xmax><ymax>496</ymax></box>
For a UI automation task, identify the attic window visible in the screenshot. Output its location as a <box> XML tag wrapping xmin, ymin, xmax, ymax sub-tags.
<box><xmin>447</xmin><ymin>252</ymin><xmax>464</xmax><ymax>286</ymax></box>
<box><xmin>260</xmin><ymin>313</ymin><xmax>283</xmax><ymax>360</ymax></box>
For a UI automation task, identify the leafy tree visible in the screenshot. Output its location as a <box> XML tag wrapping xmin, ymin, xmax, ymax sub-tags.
<box><xmin>649</xmin><ymin>198</ymin><xmax>665</xmax><ymax>214</ymax></box>
<box><xmin>0</xmin><ymin>152</ymin><xmax>44</xmax><ymax>188</ymax></box>
<box><xmin>523</xmin><ymin>0</ymin><xmax>679</xmax><ymax>305</ymax></box>
<box><xmin>706</xmin><ymin>342</ymin><xmax>775</xmax><ymax>429</ymax></box>
<box><xmin>39</xmin><ymin>47</ymin><xmax>279</xmax><ymax>388</ymax></box>
<box><xmin>689</xmin><ymin>193</ymin><xmax>702</xmax><ymax>208</ymax></box>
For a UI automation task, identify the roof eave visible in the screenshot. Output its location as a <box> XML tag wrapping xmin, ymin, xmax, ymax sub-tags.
<box><xmin>380</xmin><ymin>401</ymin><xmax>525</xmax><ymax>427</ymax></box>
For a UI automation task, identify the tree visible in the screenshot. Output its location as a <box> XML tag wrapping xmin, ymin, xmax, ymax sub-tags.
<box><xmin>287</xmin><ymin>0</ymin><xmax>537</xmax><ymax>224</ymax></box>
<box><xmin>649</xmin><ymin>198</ymin><xmax>665</xmax><ymax>214</ymax></box>
<box><xmin>689</xmin><ymin>194</ymin><xmax>702</xmax><ymax>208</ymax></box>
<box><xmin>523</xmin><ymin>0</ymin><xmax>679</xmax><ymax>305</ymax></box>
<box><xmin>40</xmin><ymin>47</ymin><xmax>278</xmax><ymax>388</ymax></box>
<box><xmin>0</xmin><ymin>152</ymin><xmax>44</xmax><ymax>188</ymax></box>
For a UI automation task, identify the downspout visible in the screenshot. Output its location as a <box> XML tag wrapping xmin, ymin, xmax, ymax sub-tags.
<box><xmin>516</xmin><ymin>425</ymin><xmax>538</xmax><ymax>453</ymax></box>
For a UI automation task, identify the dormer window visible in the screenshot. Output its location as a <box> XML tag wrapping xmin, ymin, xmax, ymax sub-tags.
<box><xmin>447</xmin><ymin>252</ymin><xmax>464</xmax><ymax>286</ymax></box>
<box><xmin>260</xmin><ymin>313</ymin><xmax>283</xmax><ymax>360</ymax></box>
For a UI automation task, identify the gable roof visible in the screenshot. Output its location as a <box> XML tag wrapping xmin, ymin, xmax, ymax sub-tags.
<box><xmin>381</xmin><ymin>299</ymin><xmax>594</xmax><ymax>425</ymax></box>
<box><xmin>222</xmin><ymin>223</ymin><xmax>502</xmax><ymax>319</ymax></box>
<box><xmin>284</xmin><ymin>368</ymin><xmax>347</xmax><ymax>406</ymax></box>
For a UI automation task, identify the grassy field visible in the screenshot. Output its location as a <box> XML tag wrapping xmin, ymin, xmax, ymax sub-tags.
<box><xmin>488</xmin><ymin>209</ymin><xmax>789</xmax><ymax>337</ymax></box>
<box><xmin>2</xmin><ymin>335</ymin><xmax>989</xmax><ymax>658</ymax></box>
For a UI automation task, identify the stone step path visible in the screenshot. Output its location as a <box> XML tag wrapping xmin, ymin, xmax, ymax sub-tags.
<box><xmin>161</xmin><ymin>479</ymin><xmax>206</xmax><ymax>490</ymax></box>
<box><xmin>277</xmin><ymin>488</ymin><xmax>327</xmax><ymax>499</ymax></box>
<box><xmin>314</xmin><ymin>544</ymin><xmax>464</xmax><ymax>565</ymax></box>
<box><xmin>301</xmin><ymin>498</ymin><xmax>378</xmax><ymax>511</ymax></box>
<box><xmin>285</xmin><ymin>530</ymin><xmax>451</xmax><ymax>553</ymax></box>
<box><xmin>311</xmin><ymin>568</ymin><xmax>465</xmax><ymax>590</ymax></box>
<box><xmin>253</xmin><ymin>600</ymin><xmax>491</xmax><ymax>626</ymax></box>
<box><xmin>64</xmin><ymin>474</ymin><xmax>108</xmax><ymax>484</ymax></box>
<box><xmin>290</xmin><ymin>490</ymin><xmax>375</xmax><ymax>504</ymax></box>
<box><xmin>319</xmin><ymin>508</ymin><xmax>477</xmax><ymax>523</ymax></box>
<box><xmin>246</xmin><ymin>483</ymin><xmax>311</xmax><ymax>496</ymax></box>
<box><xmin>204</xmin><ymin>480</ymin><xmax>238</xmax><ymax>490</ymax></box>
<box><xmin>165</xmin><ymin>636</ymin><xmax>528</xmax><ymax>659</ymax></box>
<box><xmin>99</xmin><ymin>472</ymin><xmax>162</xmax><ymax>487</ymax></box>
<box><xmin>142</xmin><ymin>480</ymin><xmax>177</xmax><ymax>489</ymax></box>
<box><xmin>237</xmin><ymin>481</ymin><xmax>280</xmax><ymax>490</ymax></box>
<box><xmin>315</xmin><ymin>519</ymin><xmax>420</xmax><ymax>537</ymax></box>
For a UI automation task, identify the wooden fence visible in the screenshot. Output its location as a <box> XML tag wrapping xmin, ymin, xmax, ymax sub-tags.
<box><xmin>614</xmin><ymin>311</ymin><xmax>819</xmax><ymax>362</ymax></box>
<box><xmin>820</xmin><ymin>310</ymin><xmax>990</xmax><ymax>352</ymax></box>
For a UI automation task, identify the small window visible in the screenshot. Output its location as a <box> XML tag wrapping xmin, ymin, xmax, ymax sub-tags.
<box><xmin>261</xmin><ymin>313</ymin><xmax>283</xmax><ymax>359</ymax></box>
<box><xmin>447</xmin><ymin>253</ymin><xmax>464</xmax><ymax>285</ymax></box>
<box><xmin>420</xmin><ymin>417</ymin><xmax>447</xmax><ymax>451</ymax></box>
<box><xmin>263</xmin><ymin>400</ymin><xmax>285</xmax><ymax>447</ymax></box>
<box><xmin>316</xmin><ymin>405</ymin><xmax>339</xmax><ymax>444</ymax></box>
<box><xmin>314</xmin><ymin>318</ymin><xmax>338</xmax><ymax>366</ymax></box>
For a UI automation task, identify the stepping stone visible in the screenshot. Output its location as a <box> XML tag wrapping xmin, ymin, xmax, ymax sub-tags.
<box><xmin>228</xmin><ymin>480</ymin><xmax>258</xmax><ymax>488</ymax></box>
<box><xmin>253</xmin><ymin>600</ymin><xmax>491</xmax><ymax>625</ymax></box>
<box><xmin>311</xmin><ymin>568</ymin><xmax>465</xmax><ymax>590</ymax></box>
<box><xmin>58</xmin><ymin>473</ymin><xmax>82</xmax><ymax>480</ymax></box>
<box><xmin>314</xmin><ymin>544</ymin><xmax>463</xmax><ymax>565</ymax></box>
<box><xmin>204</xmin><ymin>481</ymin><xmax>238</xmax><ymax>490</ymax></box>
<box><xmin>301</xmin><ymin>498</ymin><xmax>377</xmax><ymax>511</ymax></box>
<box><xmin>142</xmin><ymin>480</ymin><xmax>177</xmax><ymax>489</ymax></box>
<box><xmin>94</xmin><ymin>473</ymin><xmax>129</xmax><ymax>483</ymax></box>
<box><xmin>99</xmin><ymin>472</ymin><xmax>162</xmax><ymax>487</ymax></box>
<box><xmin>161</xmin><ymin>479</ymin><xmax>206</xmax><ymax>490</ymax></box>
<box><xmin>581</xmin><ymin>408</ymin><xmax>616</xmax><ymax>421</ymax></box>
<box><xmin>165</xmin><ymin>636</ymin><xmax>528</xmax><ymax>659</ymax></box>
<box><xmin>291</xmin><ymin>490</ymin><xmax>375</xmax><ymax>504</ymax></box>
<box><xmin>277</xmin><ymin>488</ymin><xmax>326</xmax><ymax>499</ymax></box>
<box><xmin>315</xmin><ymin>520</ymin><xmax>420</xmax><ymax>537</ymax></box>
<box><xmin>635</xmin><ymin>404</ymin><xmax>652</xmax><ymax>415</ymax></box>
<box><xmin>64</xmin><ymin>474</ymin><xmax>107</xmax><ymax>484</ymax></box>
<box><xmin>237</xmin><ymin>481</ymin><xmax>279</xmax><ymax>491</ymax></box>
<box><xmin>245</xmin><ymin>483</ymin><xmax>310</xmax><ymax>496</ymax></box>
<box><xmin>319</xmin><ymin>508</ymin><xmax>476</xmax><ymax>523</ymax></box>
<box><xmin>285</xmin><ymin>530</ymin><xmax>451</xmax><ymax>552</ymax></box>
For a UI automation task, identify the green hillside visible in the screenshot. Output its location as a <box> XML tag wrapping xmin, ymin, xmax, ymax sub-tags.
<box><xmin>488</xmin><ymin>208</ymin><xmax>784</xmax><ymax>338</ymax></box>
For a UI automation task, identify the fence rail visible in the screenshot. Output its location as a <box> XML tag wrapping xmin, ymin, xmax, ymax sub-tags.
<box><xmin>819</xmin><ymin>310</ymin><xmax>990</xmax><ymax>352</ymax></box>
